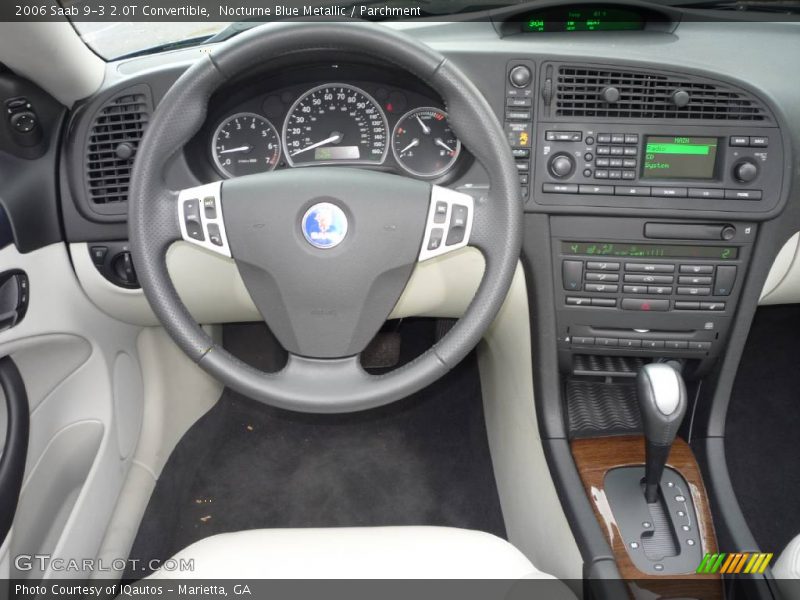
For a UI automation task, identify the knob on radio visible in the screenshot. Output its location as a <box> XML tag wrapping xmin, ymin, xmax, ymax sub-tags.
<box><xmin>733</xmin><ymin>159</ymin><xmax>758</xmax><ymax>183</ymax></box>
<box><xmin>548</xmin><ymin>153</ymin><xmax>575</xmax><ymax>179</ymax></box>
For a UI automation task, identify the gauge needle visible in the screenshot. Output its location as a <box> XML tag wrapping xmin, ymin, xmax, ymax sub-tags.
<box><xmin>290</xmin><ymin>133</ymin><xmax>343</xmax><ymax>157</ymax></box>
<box><xmin>218</xmin><ymin>145</ymin><xmax>251</xmax><ymax>154</ymax></box>
<box><xmin>416</xmin><ymin>116</ymin><xmax>431</xmax><ymax>134</ymax></box>
<box><xmin>399</xmin><ymin>138</ymin><xmax>420</xmax><ymax>154</ymax></box>
<box><xmin>434</xmin><ymin>138</ymin><xmax>455</xmax><ymax>153</ymax></box>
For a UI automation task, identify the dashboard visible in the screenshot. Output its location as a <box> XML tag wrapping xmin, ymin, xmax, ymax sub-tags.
<box><xmin>185</xmin><ymin>62</ymin><xmax>469</xmax><ymax>184</ymax></box>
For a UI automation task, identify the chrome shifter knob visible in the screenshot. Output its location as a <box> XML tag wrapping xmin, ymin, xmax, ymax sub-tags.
<box><xmin>636</xmin><ymin>362</ymin><xmax>688</xmax><ymax>503</ymax></box>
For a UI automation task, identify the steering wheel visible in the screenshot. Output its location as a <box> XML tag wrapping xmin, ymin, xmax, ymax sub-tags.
<box><xmin>129</xmin><ymin>22</ymin><xmax>522</xmax><ymax>413</ymax></box>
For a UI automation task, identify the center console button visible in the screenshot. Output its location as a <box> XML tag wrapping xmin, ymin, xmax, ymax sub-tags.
<box><xmin>566</xmin><ymin>296</ymin><xmax>591</xmax><ymax>306</ymax></box>
<box><xmin>701</xmin><ymin>301</ymin><xmax>726</xmax><ymax>311</ymax></box>
<box><xmin>714</xmin><ymin>265</ymin><xmax>737</xmax><ymax>296</ymax></box>
<box><xmin>648</xmin><ymin>286</ymin><xmax>673</xmax><ymax>295</ymax></box>
<box><xmin>623</xmin><ymin>147</ymin><xmax>638</xmax><ymax>156</ymax></box>
<box><xmin>675</xmin><ymin>301</ymin><xmax>700</xmax><ymax>310</ymax></box>
<box><xmin>725</xmin><ymin>189</ymin><xmax>762</xmax><ymax>200</ymax></box>
<box><xmin>624</xmin><ymin>274</ymin><xmax>674</xmax><ymax>284</ymax></box>
<box><xmin>597</xmin><ymin>134</ymin><xmax>612</xmax><ymax>143</ymax></box>
<box><xmin>678</xmin><ymin>275</ymin><xmax>712</xmax><ymax>285</ymax></box>
<box><xmin>543</xmin><ymin>183</ymin><xmax>578</xmax><ymax>193</ymax></box>
<box><xmin>641</xmin><ymin>340</ymin><xmax>665</xmax><ymax>350</ymax></box>
<box><xmin>595</xmin><ymin>337</ymin><xmax>619</xmax><ymax>347</ymax></box>
<box><xmin>689</xmin><ymin>341</ymin><xmax>712</xmax><ymax>351</ymax></box>
<box><xmin>677</xmin><ymin>286</ymin><xmax>711</xmax><ymax>296</ymax></box>
<box><xmin>688</xmin><ymin>188</ymin><xmax>724</xmax><ymax>199</ymax></box>
<box><xmin>623</xmin><ymin>285</ymin><xmax>647</xmax><ymax>294</ymax></box>
<box><xmin>586</xmin><ymin>261</ymin><xmax>620</xmax><ymax>271</ymax></box>
<box><xmin>615</xmin><ymin>186</ymin><xmax>650</xmax><ymax>196</ymax></box>
<box><xmin>619</xmin><ymin>339</ymin><xmax>642</xmax><ymax>348</ymax></box>
<box><xmin>624</xmin><ymin>134</ymin><xmax>639</xmax><ymax>144</ymax></box>
<box><xmin>729</xmin><ymin>136</ymin><xmax>749</xmax><ymax>146</ymax></box>
<box><xmin>579</xmin><ymin>184</ymin><xmax>614</xmax><ymax>195</ymax></box>
<box><xmin>586</xmin><ymin>272</ymin><xmax>619</xmax><ymax>282</ymax></box>
<box><xmin>665</xmin><ymin>340</ymin><xmax>689</xmax><ymax>349</ymax></box>
<box><xmin>591</xmin><ymin>298</ymin><xmax>617</xmax><ymax>307</ymax></box>
<box><xmin>651</xmin><ymin>187</ymin><xmax>688</xmax><ymax>198</ymax></box>
<box><xmin>573</xmin><ymin>336</ymin><xmax>595</xmax><ymax>345</ymax></box>
<box><xmin>563</xmin><ymin>260</ymin><xmax>583</xmax><ymax>291</ymax></box>
<box><xmin>611</xmin><ymin>134</ymin><xmax>625</xmax><ymax>144</ymax></box>
<box><xmin>625</xmin><ymin>264</ymin><xmax>675</xmax><ymax>273</ymax></box>
<box><xmin>680</xmin><ymin>264</ymin><xmax>713</xmax><ymax>274</ymax></box>
<box><xmin>585</xmin><ymin>283</ymin><xmax>618</xmax><ymax>293</ymax></box>
<box><xmin>621</xmin><ymin>298</ymin><xmax>669</xmax><ymax>311</ymax></box>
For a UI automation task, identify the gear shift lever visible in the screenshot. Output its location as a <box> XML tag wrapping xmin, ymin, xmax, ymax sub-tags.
<box><xmin>636</xmin><ymin>362</ymin><xmax>688</xmax><ymax>503</ymax></box>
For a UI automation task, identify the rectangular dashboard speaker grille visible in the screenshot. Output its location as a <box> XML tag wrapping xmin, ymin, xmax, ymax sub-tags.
<box><xmin>553</xmin><ymin>66</ymin><xmax>768</xmax><ymax>121</ymax></box>
<box><xmin>86</xmin><ymin>90</ymin><xmax>151</xmax><ymax>209</ymax></box>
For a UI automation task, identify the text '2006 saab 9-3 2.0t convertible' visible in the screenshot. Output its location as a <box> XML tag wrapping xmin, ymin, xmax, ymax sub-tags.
<box><xmin>0</xmin><ymin>2</ymin><xmax>799</xmax><ymax>599</ymax></box>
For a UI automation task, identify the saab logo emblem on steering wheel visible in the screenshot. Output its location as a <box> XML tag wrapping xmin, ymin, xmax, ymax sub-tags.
<box><xmin>301</xmin><ymin>202</ymin><xmax>348</xmax><ymax>249</ymax></box>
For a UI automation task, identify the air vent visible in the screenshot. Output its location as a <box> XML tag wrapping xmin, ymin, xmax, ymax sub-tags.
<box><xmin>552</xmin><ymin>65</ymin><xmax>768</xmax><ymax>121</ymax></box>
<box><xmin>85</xmin><ymin>87</ymin><xmax>151</xmax><ymax>212</ymax></box>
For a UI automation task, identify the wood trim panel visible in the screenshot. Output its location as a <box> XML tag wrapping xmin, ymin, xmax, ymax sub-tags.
<box><xmin>571</xmin><ymin>435</ymin><xmax>722</xmax><ymax>597</ymax></box>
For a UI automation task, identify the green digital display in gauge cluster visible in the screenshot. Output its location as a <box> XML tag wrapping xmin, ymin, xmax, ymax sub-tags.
<box><xmin>562</xmin><ymin>242</ymin><xmax>738</xmax><ymax>260</ymax></box>
<box><xmin>523</xmin><ymin>6</ymin><xmax>645</xmax><ymax>32</ymax></box>
<box><xmin>642</xmin><ymin>136</ymin><xmax>719</xmax><ymax>180</ymax></box>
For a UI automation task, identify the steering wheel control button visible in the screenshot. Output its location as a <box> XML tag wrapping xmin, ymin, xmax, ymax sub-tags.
<box><xmin>177</xmin><ymin>182</ymin><xmax>231</xmax><ymax>257</ymax></box>
<box><xmin>301</xmin><ymin>202</ymin><xmax>348</xmax><ymax>250</ymax></box>
<box><xmin>203</xmin><ymin>197</ymin><xmax>217</xmax><ymax>219</ymax></box>
<box><xmin>433</xmin><ymin>201</ymin><xmax>448</xmax><ymax>224</ymax></box>
<box><xmin>207</xmin><ymin>224</ymin><xmax>223</xmax><ymax>247</ymax></box>
<box><xmin>427</xmin><ymin>228</ymin><xmax>444</xmax><ymax>251</ymax></box>
<box><xmin>183</xmin><ymin>199</ymin><xmax>205</xmax><ymax>241</ymax></box>
<box><xmin>419</xmin><ymin>186</ymin><xmax>474</xmax><ymax>261</ymax></box>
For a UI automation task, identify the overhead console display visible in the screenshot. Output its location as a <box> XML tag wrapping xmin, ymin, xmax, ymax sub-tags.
<box><xmin>521</xmin><ymin>5</ymin><xmax>646</xmax><ymax>33</ymax></box>
<box><xmin>642</xmin><ymin>136</ymin><xmax>719</xmax><ymax>180</ymax></box>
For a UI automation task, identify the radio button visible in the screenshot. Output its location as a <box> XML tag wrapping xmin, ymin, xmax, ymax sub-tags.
<box><xmin>679</xmin><ymin>276</ymin><xmax>713</xmax><ymax>285</ymax></box>
<box><xmin>729</xmin><ymin>136</ymin><xmax>750</xmax><ymax>146</ymax></box>
<box><xmin>572</xmin><ymin>336</ymin><xmax>595</xmax><ymax>345</ymax></box>
<box><xmin>615</xmin><ymin>186</ymin><xmax>650</xmax><ymax>196</ymax></box>
<box><xmin>624</xmin><ymin>134</ymin><xmax>640</xmax><ymax>144</ymax></box>
<box><xmin>611</xmin><ymin>134</ymin><xmax>625</xmax><ymax>144</ymax></box>
<box><xmin>652</xmin><ymin>187</ymin><xmax>688</xmax><ymax>198</ymax></box>
<box><xmin>621</xmin><ymin>298</ymin><xmax>670</xmax><ymax>311</ymax></box>
<box><xmin>622</xmin><ymin>171</ymin><xmax>636</xmax><ymax>180</ymax></box>
<box><xmin>609</xmin><ymin>158</ymin><xmax>623</xmax><ymax>167</ymax></box>
<box><xmin>596</xmin><ymin>146</ymin><xmax>611</xmax><ymax>155</ymax></box>
<box><xmin>595</xmin><ymin>337</ymin><xmax>619</xmax><ymax>347</ymax></box>
<box><xmin>596</xmin><ymin>158</ymin><xmax>610</xmax><ymax>167</ymax></box>
<box><xmin>725</xmin><ymin>189</ymin><xmax>762</xmax><ymax>200</ymax></box>
<box><xmin>625</xmin><ymin>263</ymin><xmax>676</xmax><ymax>273</ymax></box>
<box><xmin>623</xmin><ymin>147</ymin><xmax>638</xmax><ymax>156</ymax></box>
<box><xmin>677</xmin><ymin>286</ymin><xmax>711</xmax><ymax>296</ymax></box>
<box><xmin>689</xmin><ymin>341</ymin><xmax>712</xmax><ymax>351</ymax></box>
<box><xmin>666</xmin><ymin>341</ymin><xmax>689</xmax><ymax>349</ymax></box>
<box><xmin>680</xmin><ymin>264</ymin><xmax>713</xmax><ymax>274</ymax></box>
<box><xmin>750</xmin><ymin>136</ymin><xmax>768</xmax><ymax>147</ymax></box>
<box><xmin>642</xmin><ymin>340</ymin><xmax>665</xmax><ymax>350</ymax></box>
<box><xmin>623</xmin><ymin>159</ymin><xmax>637</xmax><ymax>168</ymax></box>
<box><xmin>543</xmin><ymin>183</ymin><xmax>578</xmax><ymax>193</ymax></box>
<box><xmin>610</xmin><ymin>146</ymin><xmax>624</xmax><ymax>156</ymax></box>
<box><xmin>506</xmin><ymin>97</ymin><xmax>532</xmax><ymax>107</ymax></box>
<box><xmin>597</xmin><ymin>134</ymin><xmax>612</xmax><ymax>143</ymax></box>
<box><xmin>609</xmin><ymin>170</ymin><xmax>622</xmax><ymax>179</ymax></box>
<box><xmin>688</xmin><ymin>188</ymin><xmax>724</xmax><ymax>199</ymax></box>
<box><xmin>587</xmin><ymin>261</ymin><xmax>620</xmax><ymax>271</ymax></box>
<box><xmin>675</xmin><ymin>301</ymin><xmax>700</xmax><ymax>310</ymax></box>
<box><xmin>579</xmin><ymin>184</ymin><xmax>614</xmax><ymax>195</ymax></box>
<box><xmin>584</xmin><ymin>152</ymin><xmax>594</xmax><ymax>161</ymax></box>
<box><xmin>586</xmin><ymin>136</ymin><xmax>595</xmax><ymax>145</ymax></box>
<box><xmin>619</xmin><ymin>339</ymin><xmax>642</xmax><ymax>348</ymax></box>
<box><xmin>595</xmin><ymin>170</ymin><xmax>609</xmax><ymax>179</ymax></box>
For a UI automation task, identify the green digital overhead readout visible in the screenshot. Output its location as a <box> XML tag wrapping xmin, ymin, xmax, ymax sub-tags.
<box><xmin>522</xmin><ymin>6</ymin><xmax>645</xmax><ymax>32</ymax></box>
<box><xmin>562</xmin><ymin>242</ymin><xmax>738</xmax><ymax>260</ymax></box>
<box><xmin>642</xmin><ymin>136</ymin><xmax>719</xmax><ymax>180</ymax></box>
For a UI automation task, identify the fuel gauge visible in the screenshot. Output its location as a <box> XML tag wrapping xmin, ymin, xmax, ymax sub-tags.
<box><xmin>391</xmin><ymin>107</ymin><xmax>461</xmax><ymax>178</ymax></box>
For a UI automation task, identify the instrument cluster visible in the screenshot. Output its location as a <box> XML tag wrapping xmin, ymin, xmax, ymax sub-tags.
<box><xmin>203</xmin><ymin>74</ymin><xmax>465</xmax><ymax>182</ymax></box>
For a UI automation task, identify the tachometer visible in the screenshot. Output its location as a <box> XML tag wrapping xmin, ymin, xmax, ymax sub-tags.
<box><xmin>283</xmin><ymin>84</ymin><xmax>388</xmax><ymax>167</ymax></box>
<box><xmin>212</xmin><ymin>113</ymin><xmax>281</xmax><ymax>178</ymax></box>
<box><xmin>392</xmin><ymin>107</ymin><xmax>461</xmax><ymax>178</ymax></box>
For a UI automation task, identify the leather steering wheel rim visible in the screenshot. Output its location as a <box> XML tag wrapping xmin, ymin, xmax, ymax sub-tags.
<box><xmin>129</xmin><ymin>22</ymin><xmax>522</xmax><ymax>413</ymax></box>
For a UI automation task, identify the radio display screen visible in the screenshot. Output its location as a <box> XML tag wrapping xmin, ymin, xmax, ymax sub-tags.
<box><xmin>562</xmin><ymin>241</ymin><xmax>738</xmax><ymax>260</ymax></box>
<box><xmin>642</xmin><ymin>136</ymin><xmax>719</xmax><ymax>180</ymax></box>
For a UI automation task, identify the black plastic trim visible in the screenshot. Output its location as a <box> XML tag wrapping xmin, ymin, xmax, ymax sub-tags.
<box><xmin>0</xmin><ymin>356</ymin><xmax>29</xmax><ymax>547</ymax></box>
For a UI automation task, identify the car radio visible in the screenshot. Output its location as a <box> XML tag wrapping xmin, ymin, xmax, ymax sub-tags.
<box><xmin>532</xmin><ymin>124</ymin><xmax>783</xmax><ymax>212</ymax></box>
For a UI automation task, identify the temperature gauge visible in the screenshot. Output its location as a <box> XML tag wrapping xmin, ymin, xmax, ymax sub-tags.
<box><xmin>391</xmin><ymin>107</ymin><xmax>461</xmax><ymax>178</ymax></box>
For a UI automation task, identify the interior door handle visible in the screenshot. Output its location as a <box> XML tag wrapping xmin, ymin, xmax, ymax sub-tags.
<box><xmin>0</xmin><ymin>270</ymin><xmax>29</xmax><ymax>332</ymax></box>
<box><xmin>0</xmin><ymin>356</ymin><xmax>29</xmax><ymax>546</ymax></box>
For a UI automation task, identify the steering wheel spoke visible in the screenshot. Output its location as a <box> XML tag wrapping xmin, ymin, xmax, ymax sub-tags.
<box><xmin>418</xmin><ymin>185</ymin><xmax>475</xmax><ymax>262</ymax></box>
<box><xmin>177</xmin><ymin>181</ymin><xmax>232</xmax><ymax>257</ymax></box>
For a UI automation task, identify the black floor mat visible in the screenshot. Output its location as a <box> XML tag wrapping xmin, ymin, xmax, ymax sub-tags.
<box><xmin>726</xmin><ymin>305</ymin><xmax>800</xmax><ymax>556</ymax></box>
<box><xmin>126</xmin><ymin>321</ymin><xmax>505</xmax><ymax>577</ymax></box>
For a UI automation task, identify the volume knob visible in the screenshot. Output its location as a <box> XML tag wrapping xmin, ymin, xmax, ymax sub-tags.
<box><xmin>549</xmin><ymin>153</ymin><xmax>575</xmax><ymax>179</ymax></box>
<box><xmin>733</xmin><ymin>159</ymin><xmax>758</xmax><ymax>183</ymax></box>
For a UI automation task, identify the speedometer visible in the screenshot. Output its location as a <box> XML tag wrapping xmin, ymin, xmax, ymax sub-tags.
<box><xmin>283</xmin><ymin>84</ymin><xmax>388</xmax><ymax>167</ymax></box>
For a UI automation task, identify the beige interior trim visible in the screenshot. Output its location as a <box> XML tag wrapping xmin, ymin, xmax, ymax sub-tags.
<box><xmin>759</xmin><ymin>232</ymin><xmax>800</xmax><ymax>305</ymax></box>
